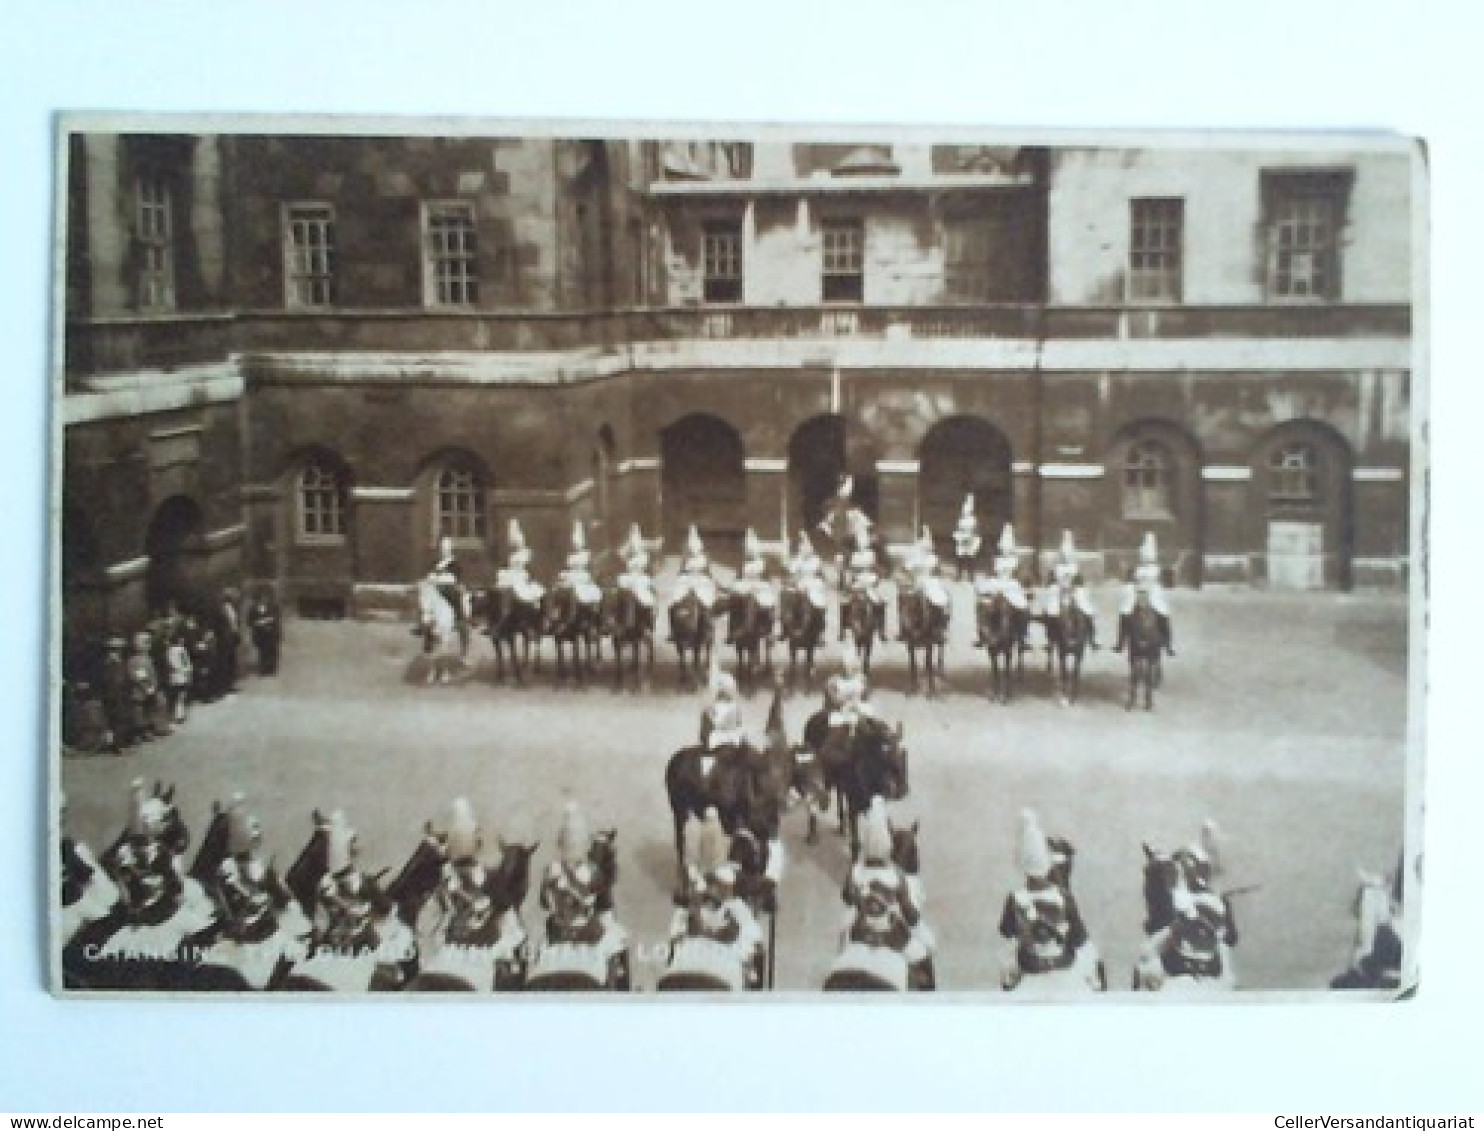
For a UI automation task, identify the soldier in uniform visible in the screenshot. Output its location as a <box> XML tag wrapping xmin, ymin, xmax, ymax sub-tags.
<box><xmin>1038</xmin><ymin>530</ymin><xmax>1100</xmax><ymax>649</ymax></box>
<box><xmin>496</xmin><ymin>519</ymin><xmax>546</xmax><ymax>605</ymax></box>
<box><xmin>247</xmin><ymin>587</ymin><xmax>283</xmax><ymax>677</ymax></box>
<box><xmin>728</xmin><ymin>528</ymin><xmax>777</xmax><ymax>644</ymax></box>
<box><xmin>828</xmin><ymin>650</ymin><xmax>878</xmax><ymax>729</ymax></box>
<box><xmin>842</xmin><ymin>798</ymin><xmax>934</xmax><ymax>989</ymax></box>
<box><xmin>998</xmin><ymin>809</ymin><xmax>1092</xmax><ymax>989</ymax></box>
<box><xmin>1138</xmin><ymin>823</ymin><xmax>1237</xmax><ymax>987</ymax></box>
<box><xmin>902</xmin><ymin>525</ymin><xmax>951</xmax><ymax>630</ymax></box>
<box><xmin>786</xmin><ymin>529</ymin><xmax>829</xmax><ymax>612</ymax></box>
<box><xmin>952</xmin><ymin>494</ymin><xmax>982</xmax><ymax>579</ymax></box>
<box><xmin>99</xmin><ymin>636</ymin><xmax>133</xmax><ymax>754</ymax></box>
<box><xmin>555</xmin><ymin>522</ymin><xmax>603</xmax><ymax>609</ymax></box>
<box><xmin>974</xmin><ymin>523</ymin><xmax>1031</xmax><ymax>647</ymax></box>
<box><xmin>103</xmin><ymin>778</ymin><xmax>184</xmax><ymax>926</ymax></box>
<box><xmin>669</xmin><ymin>524</ymin><xmax>720</xmax><ymax>638</ymax></box>
<box><xmin>315</xmin><ymin>810</ymin><xmax>382</xmax><ymax>952</ymax></box>
<box><xmin>541</xmin><ymin>802</ymin><xmax>620</xmax><ymax>955</ymax></box>
<box><xmin>700</xmin><ymin>668</ymin><xmax>747</xmax><ymax>750</ymax></box>
<box><xmin>125</xmin><ymin>631</ymin><xmax>165</xmax><ymax>740</ymax></box>
<box><xmin>1114</xmin><ymin>531</ymin><xmax>1176</xmax><ymax>656</ymax></box>
<box><xmin>840</xmin><ymin>512</ymin><xmax>889</xmax><ymax>644</ymax></box>
<box><xmin>437</xmin><ymin>797</ymin><xmax>509</xmax><ymax>945</ymax></box>
<box><xmin>163</xmin><ymin>627</ymin><xmax>193</xmax><ymax>725</ymax></box>
<box><xmin>213</xmin><ymin>795</ymin><xmax>294</xmax><ymax>944</ymax></box>
<box><xmin>615</xmin><ymin>524</ymin><xmax>657</xmax><ymax>612</ymax></box>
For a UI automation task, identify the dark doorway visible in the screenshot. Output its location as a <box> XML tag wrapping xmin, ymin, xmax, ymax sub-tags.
<box><xmin>660</xmin><ymin>414</ymin><xmax>746</xmax><ymax>562</ymax></box>
<box><xmin>918</xmin><ymin>416</ymin><xmax>1013</xmax><ymax>556</ymax></box>
<box><xmin>144</xmin><ymin>495</ymin><xmax>205</xmax><ymax>612</ymax></box>
<box><xmin>788</xmin><ymin>414</ymin><xmax>847</xmax><ymax>536</ymax></box>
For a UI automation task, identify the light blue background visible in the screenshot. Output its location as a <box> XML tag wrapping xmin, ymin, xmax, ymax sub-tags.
<box><xmin>2</xmin><ymin>1</ymin><xmax>1478</xmax><ymax>1112</ymax></box>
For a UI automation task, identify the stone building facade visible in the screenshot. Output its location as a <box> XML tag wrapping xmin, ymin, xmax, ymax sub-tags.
<box><xmin>60</xmin><ymin>131</ymin><xmax>1418</xmax><ymax>655</ymax></box>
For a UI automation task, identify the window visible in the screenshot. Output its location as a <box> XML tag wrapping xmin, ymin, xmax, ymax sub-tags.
<box><xmin>944</xmin><ymin>217</ymin><xmax>992</xmax><ymax>301</ymax></box>
<box><xmin>435</xmin><ymin>464</ymin><xmax>486</xmax><ymax>540</ymax></box>
<box><xmin>821</xmin><ymin>219</ymin><xmax>865</xmax><ymax>302</ymax></box>
<box><xmin>1123</xmin><ymin>439</ymin><xmax>1173</xmax><ymax>519</ymax></box>
<box><xmin>135</xmin><ymin>176</ymin><xmax>174</xmax><ymax>311</ymax></box>
<box><xmin>424</xmin><ymin>203</ymin><xmax>479</xmax><ymax>307</ymax></box>
<box><xmin>702</xmin><ymin>219</ymin><xmax>743</xmax><ymax>303</ymax></box>
<box><xmin>284</xmin><ymin>204</ymin><xmax>336</xmax><ymax>308</ymax></box>
<box><xmin>297</xmin><ymin>460</ymin><xmax>347</xmax><ymax>543</ymax></box>
<box><xmin>1264</xmin><ymin>171</ymin><xmax>1350</xmax><ymax>301</ymax></box>
<box><xmin>1129</xmin><ymin>198</ymin><xmax>1183</xmax><ymax>302</ymax></box>
<box><xmin>1270</xmin><ymin>443</ymin><xmax>1321</xmax><ymax>503</ymax></box>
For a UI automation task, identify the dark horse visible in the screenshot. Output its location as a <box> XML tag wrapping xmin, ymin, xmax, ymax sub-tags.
<box><xmin>808</xmin><ymin>713</ymin><xmax>910</xmax><ymax>858</ymax></box>
<box><xmin>778</xmin><ymin>586</ymin><xmax>827</xmax><ymax>694</ymax></box>
<box><xmin>898</xmin><ymin>588</ymin><xmax>949</xmax><ymax>698</ymax></box>
<box><xmin>664</xmin><ymin>682</ymin><xmax>792</xmax><ymax>897</ymax></box>
<box><xmin>1045</xmin><ymin>598</ymin><xmax>1094</xmax><ymax>705</ymax></box>
<box><xmin>668</xmin><ymin>589</ymin><xmax>714</xmax><ymax>693</ymax></box>
<box><xmin>976</xmin><ymin>590</ymin><xmax>1025</xmax><ymax>704</ymax></box>
<box><xmin>727</xmin><ymin>589</ymin><xmax>775</xmax><ymax>696</ymax></box>
<box><xmin>1124</xmin><ymin>594</ymin><xmax>1164</xmax><ymax>712</ymax></box>
<box><xmin>840</xmin><ymin>589</ymin><xmax>882</xmax><ymax>676</ymax></box>
<box><xmin>599</xmin><ymin>585</ymin><xmax>654</xmax><ymax>694</ymax></box>
<box><xmin>484</xmin><ymin>585</ymin><xmax>544</xmax><ymax>687</ymax></box>
<box><xmin>542</xmin><ymin>587</ymin><xmax>601</xmax><ymax>689</ymax></box>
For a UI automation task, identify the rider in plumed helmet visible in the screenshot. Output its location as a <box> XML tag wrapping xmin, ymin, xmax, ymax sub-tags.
<box><xmin>998</xmin><ymin>809</ymin><xmax>1091</xmax><ymax>988</ymax></box>
<box><xmin>700</xmin><ymin>666</ymin><xmax>747</xmax><ymax>750</ymax></box>
<box><xmin>103</xmin><ymin>777</ymin><xmax>183</xmax><ymax>925</ymax></box>
<box><xmin>974</xmin><ymin>523</ymin><xmax>1031</xmax><ymax>646</ymax></box>
<box><xmin>431</xmin><ymin>535</ymin><xmax>468</xmax><ymax>626</ymax></box>
<box><xmin>436</xmin><ymin>796</ymin><xmax>507</xmax><ymax>942</ymax></box>
<box><xmin>1114</xmin><ymin>532</ymin><xmax>1175</xmax><ymax>656</ymax></box>
<box><xmin>786</xmin><ymin>529</ymin><xmax>829</xmax><ymax>611</ymax></box>
<box><xmin>541</xmin><ymin>800</ymin><xmax>606</xmax><ymax>947</ymax></box>
<box><xmin>1038</xmin><ymin>530</ymin><xmax>1100</xmax><ymax>648</ymax></box>
<box><xmin>842</xmin><ymin>796</ymin><xmax>933</xmax><ymax>987</ymax></box>
<box><xmin>904</xmin><ymin>524</ymin><xmax>951</xmax><ymax>616</ymax></box>
<box><xmin>556</xmin><ymin>522</ymin><xmax>603</xmax><ymax>608</ymax></box>
<box><xmin>671</xmin><ymin>524</ymin><xmax>720</xmax><ymax>622</ymax></box>
<box><xmin>213</xmin><ymin>793</ymin><xmax>291</xmax><ymax>943</ymax></box>
<box><xmin>1139</xmin><ymin>819</ymin><xmax>1237</xmax><ymax>985</ymax></box>
<box><xmin>615</xmin><ymin>523</ymin><xmax>657</xmax><ymax>610</ymax></box>
<box><xmin>952</xmin><ymin>494</ymin><xmax>982</xmax><ymax>577</ymax></box>
<box><xmin>497</xmin><ymin>519</ymin><xmax>546</xmax><ymax>604</ymax></box>
<box><xmin>828</xmin><ymin>649</ymin><xmax>877</xmax><ymax>729</ymax></box>
<box><xmin>315</xmin><ymin>809</ymin><xmax>384</xmax><ymax>950</ymax></box>
<box><xmin>840</xmin><ymin>510</ymin><xmax>888</xmax><ymax>643</ymax></box>
<box><xmin>727</xmin><ymin>528</ymin><xmax>777</xmax><ymax>644</ymax></box>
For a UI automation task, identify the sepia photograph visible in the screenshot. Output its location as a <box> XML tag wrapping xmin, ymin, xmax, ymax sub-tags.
<box><xmin>51</xmin><ymin>120</ymin><xmax>1424</xmax><ymax>1000</ymax></box>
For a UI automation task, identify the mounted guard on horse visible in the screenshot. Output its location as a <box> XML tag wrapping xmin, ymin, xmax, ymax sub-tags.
<box><xmin>997</xmin><ymin>810</ymin><xmax>1105</xmax><ymax>994</ymax></box>
<box><xmin>898</xmin><ymin>525</ymin><xmax>951</xmax><ymax>696</ymax></box>
<box><xmin>487</xmin><ymin>519</ymin><xmax>545</xmax><ymax>684</ymax></box>
<box><xmin>1038</xmin><ymin>531</ymin><xmax>1100</xmax><ymax>703</ymax></box>
<box><xmin>839</xmin><ymin>509</ymin><xmax>889</xmax><ymax>650</ymax></box>
<box><xmin>975</xmin><ymin>524</ymin><xmax>1031</xmax><ymax>702</ymax></box>
<box><xmin>668</xmin><ymin>524</ymin><xmax>719</xmax><ymax>689</ymax></box>
<box><xmin>416</xmin><ymin>536</ymin><xmax>473</xmax><ymax>684</ymax></box>
<box><xmin>826</xmin><ymin>798</ymin><xmax>935</xmax><ymax>991</ymax></box>
<box><xmin>779</xmin><ymin>529</ymin><xmax>829</xmax><ymax>691</ymax></box>
<box><xmin>600</xmin><ymin>523</ymin><xmax>658</xmax><ymax>691</ymax></box>
<box><xmin>659</xmin><ymin>807</ymin><xmax>768</xmax><ymax>991</ymax></box>
<box><xmin>529</xmin><ymin>801</ymin><xmax>631</xmax><ymax>990</ymax></box>
<box><xmin>1134</xmin><ymin>820</ymin><xmax>1240</xmax><ymax>993</ymax></box>
<box><xmin>726</xmin><ymin>528</ymin><xmax>777</xmax><ymax>691</ymax></box>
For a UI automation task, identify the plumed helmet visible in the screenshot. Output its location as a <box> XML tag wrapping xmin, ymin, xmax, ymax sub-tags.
<box><xmin>860</xmin><ymin>797</ymin><xmax>893</xmax><ymax>865</ymax></box>
<box><xmin>710</xmin><ymin>669</ymin><xmax>738</xmax><ymax>701</ymax></box>
<box><xmin>688</xmin><ymin>807</ymin><xmax>729</xmax><ymax>875</ymax></box>
<box><xmin>796</xmin><ymin>529</ymin><xmax>815</xmax><ymax>558</ymax></box>
<box><xmin>127</xmin><ymin>778</ymin><xmax>167</xmax><ymax>838</ymax></box>
<box><xmin>686</xmin><ymin>524</ymin><xmax>704</xmax><ymax>557</ymax></box>
<box><xmin>960</xmin><ymin>494</ymin><xmax>975</xmax><ymax>520</ymax></box>
<box><xmin>1018</xmin><ymin>808</ymin><xmax>1052</xmax><ymax>881</ymax></box>
<box><xmin>445</xmin><ymin>797</ymin><xmax>481</xmax><ymax>863</ymax></box>
<box><xmin>744</xmin><ymin>528</ymin><xmax>762</xmax><ymax>561</ymax></box>
<box><xmin>557</xmin><ymin>800</ymin><xmax>589</xmax><ymax>867</ymax></box>
<box><xmin>825</xmin><ymin>673</ymin><xmax>846</xmax><ymax>704</ymax></box>
<box><xmin>624</xmin><ymin>523</ymin><xmax>644</xmax><ymax>558</ymax></box>
<box><xmin>1059</xmin><ymin>530</ymin><xmax>1078</xmax><ymax>565</ymax></box>
<box><xmin>507</xmin><ymin>518</ymin><xmax>527</xmax><ymax>552</ymax></box>
<box><xmin>837</xmin><ymin>473</ymin><xmax>854</xmax><ymax>500</ymax></box>
<box><xmin>439</xmin><ymin>535</ymin><xmax>454</xmax><ymax>559</ymax></box>
<box><xmin>510</xmin><ymin>547</ymin><xmax>533</xmax><ymax>568</ymax></box>
<box><xmin>225</xmin><ymin>794</ymin><xmax>261</xmax><ymax>856</ymax></box>
<box><xmin>1139</xmin><ymin>531</ymin><xmax>1159</xmax><ymax>566</ymax></box>
<box><xmin>627</xmin><ymin>549</ymin><xmax>650</xmax><ymax>572</ymax></box>
<box><xmin>571</xmin><ymin>521</ymin><xmax>587</xmax><ymax>553</ymax></box>
<box><xmin>708</xmin><ymin>860</ymin><xmax>739</xmax><ymax>895</ymax></box>
<box><xmin>326</xmin><ymin>810</ymin><xmax>357</xmax><ymax>875</ymax></box>
<box><xmin>999</xmin><ymin>523</ymin><xmax>1017</xmax><ymax>556</ymax></box>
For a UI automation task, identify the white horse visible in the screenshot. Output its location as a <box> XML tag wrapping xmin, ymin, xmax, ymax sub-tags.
<box><xmin>415</xmin><ymin>578</ymin><xmax>472</xmax><ymax>685</ymax></box>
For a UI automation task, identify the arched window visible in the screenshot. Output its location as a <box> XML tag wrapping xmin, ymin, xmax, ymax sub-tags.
<box><xmin>1270</xmin><ymin>442</ymin><xmax>1321</xmax><ymax>503</ymax></box>
<box><xmin>435</xmin><ymin>462</ymin><xmax>486</xmax><ymax>540</ymax></box>
<box><xmin>1123</xmin><ymin>439</ymin><xmax>1173</xmax><ymax>519</ymax></box>
<box><xmin>297</xmin><ymin>459</ymin><xmax>347</xmax><ymax>542</ymax></box>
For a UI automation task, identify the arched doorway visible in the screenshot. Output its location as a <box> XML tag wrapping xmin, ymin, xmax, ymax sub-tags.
<box><xmin>788</xmin><ymin>414</ymin><xmax>847</xmax><ymax>537</ymax></box>
<box><xmin>918</xmin><ymin>416</ymin><xmax>1013</xmax><ymax>555</ymax></box>
<box><xmin>1105</xmin><ymin>419</ymin><xmax>1204</xmax><ymax>587</ymax></box>
<box><xmin>144</xmin><ymin>495</ymin><xmax>205</xmax><ymax>612</ymax></box>
<box><xmin>660</xmin><ymin>413</ymin><xmax>746</xmax><ymax>562</ymax></box>
<box><xmin>1254</xmin><ymin>421</ymin><xmax>1354</xmax><ymax>590</ymax></box>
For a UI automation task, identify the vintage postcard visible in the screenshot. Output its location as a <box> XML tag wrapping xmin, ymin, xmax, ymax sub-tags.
<box><xmin>51</xmin><ymin>117</ymin><xmax>1425</xmax><ymax>998</ymax></box>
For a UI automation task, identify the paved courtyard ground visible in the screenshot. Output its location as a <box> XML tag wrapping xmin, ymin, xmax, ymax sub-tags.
<box><xmin>59</xmin><ymin>579</ymin><xmax>1414</xmax><ymax>994</ymax></box>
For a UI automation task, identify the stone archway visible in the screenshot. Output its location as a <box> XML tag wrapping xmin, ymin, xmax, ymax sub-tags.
<box><xmin>660</xmin><ymin>413</ymin><xmax>746</xmax><ymax>561</ymax></box>
<box><xmin>144</xmin><ymin>494</ymin><xmax>206</xmax><ymax>611</ymax></box>
<box><xmin>787</xmin><ymin>414</ymin><xmax>847</xmax><ymax>537</ymax></box>
<box><xmin>917</xmin><ymin>415</ymin><xmax>1013</xmax><ymax>556</ymax></box>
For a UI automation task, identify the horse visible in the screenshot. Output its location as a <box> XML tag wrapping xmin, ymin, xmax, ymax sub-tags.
<box><xmin>1125</xmin><ymin>593</ymin><xmax>1164</xmax><ymax>712</ymax></box>
<box><xmin>839</xmin><ymin>589</ymin><xmax>881</xmax><ymax>676</ymax></box>
<box><xmin>542</xmin><ymin>586</ymin><xmax>601</xmax><ymax>689</ymax></box>
<box><xmin>599</xmin><ymin>584</ymin><xmax>655</xmax><ymax>694</ymax></box>
<box><xmin>668</xmin><ymin>589</ymin><xmax>714</xmax><ymax>693</ymax></box>
<box><xmin>813</xmin><ymin>715</ymin><xmax>910</xmax><ymax>859</ymax></box>
<box><xmin>484</xmin><ymin>585</ymin><xmax>544</xmax><ymax>687</ymax></box>
<box><xmin>977</xmin><ymin>590</ymin><xmax>1024</xmax><ymax>704</ymax></box>
<box><xmin>778</xmin><ymin>584</ymin><xmax>827</xmax><ymax>694</ymax></box>
<box><xmin>727</xmin><ymin>589</ymin><xmax>775</xmax><ymax>696</ymax></box>
<box><xmin>897</xmin><ymin>587</ymin><xmax>949</xmax><ymax>698</ymax></box>
<box><xmin>1044</xmin><ymin>596</ymin><xmax>1094</xmax><ymax>706</ymax></box>
<box><xmin>1331</xmin><ymin>868</ymin><xmax>1405</xmax><ymax>991</ymax></box>
<box><xmin>664</xmin><ymin>682</ymin><xmax>793</xmax><ymax>897</ymax></box>
<box><xmin>414</xmin><ymin>578</ymin><xmax>472</xmax><ymax>686</ymax></box>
